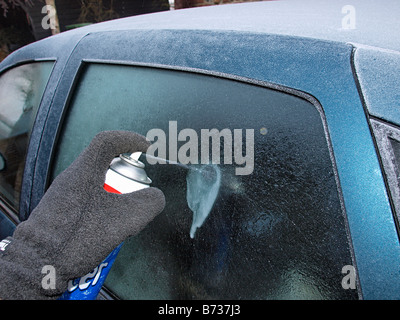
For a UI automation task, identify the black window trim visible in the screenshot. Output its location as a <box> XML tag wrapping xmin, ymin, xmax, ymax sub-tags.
<box><xmin>0</xmin><ymin>198</ymin><xmax>19</xmax><ymax>226</ymax></box>
<box><xmin>0</xmin><ymin>58</ymin><xmax>57</xmax><ymax>76</ymax></box>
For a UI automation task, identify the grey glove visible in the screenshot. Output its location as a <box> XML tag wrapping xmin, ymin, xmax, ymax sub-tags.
<box><xmin>0</xmin><ymin>131</ymin><xmax>165</xmax><ymax>300</ymax></box>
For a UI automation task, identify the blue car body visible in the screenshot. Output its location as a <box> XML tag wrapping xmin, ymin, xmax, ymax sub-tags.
<box><xmin>0</xmin><ymin>0</ymin><xmax>399</xmax><ymax>299</ymax></box>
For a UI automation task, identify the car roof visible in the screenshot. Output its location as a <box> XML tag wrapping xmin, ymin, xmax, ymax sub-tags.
<box><xmin>61</xmin><ymin>0</ymin><xmax>400</xmax><ymax>53</ymax></box>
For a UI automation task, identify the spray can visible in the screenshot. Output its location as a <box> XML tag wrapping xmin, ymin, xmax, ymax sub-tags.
<box><xmin>59</xmin><ymin>152</ymin><xmax>151</xmax><ymax>300</ymax></box>
<box><xmin>103</xmin><ymin>152</ymin><xmax>152</xmax><ymax>194</ymax></box>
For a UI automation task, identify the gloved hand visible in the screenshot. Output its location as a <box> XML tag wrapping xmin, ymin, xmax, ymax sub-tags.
<box><xmin>0</xmin><ymin>131</ymin><xmax>165</xmax><ymax>300</ymax></box>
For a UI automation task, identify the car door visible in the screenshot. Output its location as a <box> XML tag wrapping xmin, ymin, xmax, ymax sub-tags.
<box><xmin>28</xmin><ymin>30</ymin><xmax>400</xmax><ymax>299</ymax></box>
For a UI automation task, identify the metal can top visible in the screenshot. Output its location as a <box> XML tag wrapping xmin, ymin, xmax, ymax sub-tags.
<box><xmin>109</xmin><ymin>153</ymin><xmax>152</xmax><ymax>185</ymax></box>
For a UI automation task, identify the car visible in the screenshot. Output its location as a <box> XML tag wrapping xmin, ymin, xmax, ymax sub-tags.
<box><xmin>0</xmin><ymin>0</ymin><xmax>399</xmax><ymax>300</ymax></box>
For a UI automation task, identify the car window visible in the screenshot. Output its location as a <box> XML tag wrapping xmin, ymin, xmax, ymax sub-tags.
<box><xmin>0</xmin><ymin>62</ymin><xmax>54</xmax><ymax>210</ymax></box>
<box><xmin>371</xmin><ymin>119</ymin><xmax>400</xmax><ymax>225</ymax></box>
<box><xmin>51</xmin><ymin>63</ymin><xmax>358</xmax><ymax>299</ymax></box>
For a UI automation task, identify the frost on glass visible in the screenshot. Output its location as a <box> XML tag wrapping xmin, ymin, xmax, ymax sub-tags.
<box><xmin>371</xmin><ymin>119</ymin><xmax>400</xmax><ymax>226</ymax></box>
<box><xmin>0</xmin><ymin>62</ymin><xmax>53</xmax><ymax>208</ymax></box>
<box><xmin>53</xmin><ymin>64</ymin><xmax>357</xmax><ymax>300</ymax></box>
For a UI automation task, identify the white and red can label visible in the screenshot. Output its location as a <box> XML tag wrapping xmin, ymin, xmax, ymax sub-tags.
<box><xmin>104</xmin><ymin>168</ymin><xmax>149</xmax><ymax>194</ymax></box>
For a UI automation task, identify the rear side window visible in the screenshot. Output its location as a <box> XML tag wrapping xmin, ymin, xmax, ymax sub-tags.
<box><xmin>52</xmin><ymin>63</ymin><xmax>357</xmax><ymax>299</ymax></box>
<box><xmin>371</xmin><ymin>119</ymin><xmax>400</xmax><ymax>225</ymax></box>
<box><xmin>0</xmin><ymin>62</ymin><xmax>54</xmax><ymax>210</ymax></box>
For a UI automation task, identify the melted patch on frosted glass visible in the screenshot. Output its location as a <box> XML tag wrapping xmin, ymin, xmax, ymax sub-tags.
<box><xmin>186</xmin><ymin>164</ymin><xmax>221</xmax><ymax>238</ymax></box>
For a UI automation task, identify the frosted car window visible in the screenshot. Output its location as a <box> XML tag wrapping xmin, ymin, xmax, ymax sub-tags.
<box><xmin>52</xmin><ymin>64</ymin><xmax>357</xmax><ymax>300</ymax></box>
<box><xmin>0</xmin><ymin>62</ymin><xmax>53</xmax><ymax>209</ymax></box>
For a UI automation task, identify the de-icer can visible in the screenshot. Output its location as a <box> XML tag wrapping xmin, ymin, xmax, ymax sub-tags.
<box><xmin>59</xmin><ymin>152</ymin><xmax>151</xmax><ymax>300</ymax></box>
<box><xmin>104</xmin><ymin>152</ymin><xmax>152</xmax><ymax>194</ymax></box>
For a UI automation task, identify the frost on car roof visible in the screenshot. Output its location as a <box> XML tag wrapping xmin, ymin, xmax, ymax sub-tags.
<box><xmin>64</xmin><ymin>0</ymin><xmax>400</xmax><ymax>52</ymax></box>
<box><xmin>354</xmin><ymin>46</ymin><xmax>400</xmax><ymax>125</ymax></box>
<box><xmin>4</xmin><ymin>0</ymin><xmax>398</xmax><ymax>70</ymax></box>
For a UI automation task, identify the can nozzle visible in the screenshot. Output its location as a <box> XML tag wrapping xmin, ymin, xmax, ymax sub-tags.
<box><xmin>130</xmin><ymin>152</ymin><xmax>142</xmax><ymax>162</ymax></box>
<box><xmin>109</xmin><ymin>152</ymin><xmax>152</xmax><ymax>185</ymax></box>
<box><xmin>118</xmin><ymin>152</ymin><xmax>144</xmax><ymax>168</ymax></box>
